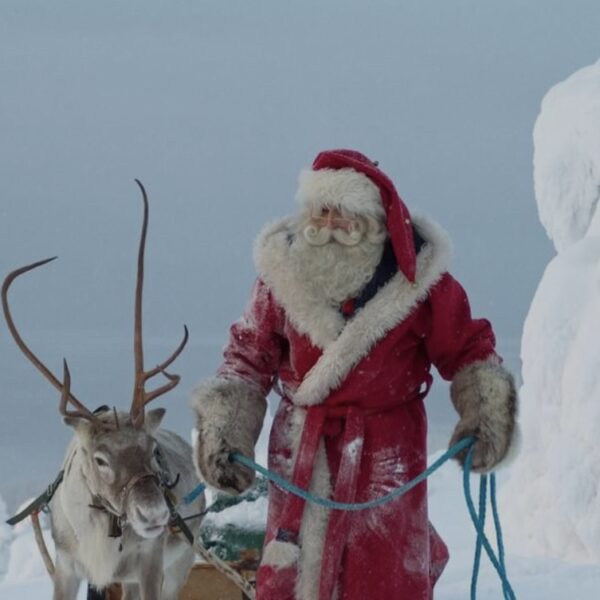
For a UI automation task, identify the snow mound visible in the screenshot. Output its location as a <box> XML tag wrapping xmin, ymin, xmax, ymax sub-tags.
<box><xmin>203</xmin><ymin>495</ymin><xmax>267</xmax><ymax>532</ymax></box>
<box><xmin>3</xmin><ymin>499</ymin><xmax>54</xmax><ymax>584</ymax></box>
<box><xmin>502</xmin><ymin>58</ymin><xmax>600</xmax><ymax>563</ymax></box>
<box><xmin>534</xmin><ymin>59</ymin><xmax>600</xmax><ymax>251</ymax></box>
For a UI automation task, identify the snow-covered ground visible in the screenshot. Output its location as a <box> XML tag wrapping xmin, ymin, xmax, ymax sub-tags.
<box><xmin>2</xmin><ymin>453</ymin><xmax>600</xmax><ymax>599</ymax></box>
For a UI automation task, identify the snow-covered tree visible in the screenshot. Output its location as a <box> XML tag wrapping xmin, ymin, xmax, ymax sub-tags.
<box><xmin>502</xmin><ymin>58</ymin><xmax>600</xmax><ymax>563</ymax></box>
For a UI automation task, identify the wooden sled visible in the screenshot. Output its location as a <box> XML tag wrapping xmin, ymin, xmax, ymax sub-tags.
<box><xmin>104</xmin><ymin>550</ymin><xmax>258</xmax><ymax>600</ymax></box>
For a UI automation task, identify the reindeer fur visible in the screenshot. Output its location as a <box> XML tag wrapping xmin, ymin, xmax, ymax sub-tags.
<box><xmin>49</xmin><ymin>409</ymin><xmax>204</xmax><ymax>600</ymax></box>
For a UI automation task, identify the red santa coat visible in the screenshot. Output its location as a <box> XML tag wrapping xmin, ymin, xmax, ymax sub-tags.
<box><xmin>217</xmin><ymin>215</ymin><xmax>498</xmax><ymax>600</ymax></box>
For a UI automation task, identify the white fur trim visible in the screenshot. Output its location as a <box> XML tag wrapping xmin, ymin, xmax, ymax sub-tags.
<box><xmin>261</xmin><ymin>540</ymin><xmax>300</xmax><ymax>569</ymax></box>
<box><xmin>296</xmin><ymin>168</ymin><xmax>385</xmax><ymax>218</ymax></box>
<box><xmin>296</xmin><ymin>439</ymin><xmax>331</xmax><ymax>600</ymax></box>
<box><xmin>254</xmin><ymin>214</ymin><xmax>453</xmax><ymax>406</ymax></box>
<box><xmin>272</xmin><ymin>405</ymin><xmax>332</xmax><ymax>600</ymax></box>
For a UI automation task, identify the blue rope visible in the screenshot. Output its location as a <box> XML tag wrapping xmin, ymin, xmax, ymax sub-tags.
<box><xmin>471</xmin><ymin>473</ymin><xmax>487</xmax><ymax>599</ymax></box>
<box><xmin>463</xmin><ymin>448</ymin><xmax>516</xmax><ymax>599</ymax></box>
<box><xmin>227</xmin><ymin>437</ymin><xmax>516</xmax><ymax>598</ymax></box>
<box><xmin>180</xmin><ymin>438</ymin><xmax>515</xmax><ymax>596</ymax></box>
<box><xmin>490</xmin><ymin>475</ymin><xmax>508</xmax><ymax>579</ymax></box>
<box><xmin>231</xmin><ymin>436</ymin><xmax>473</xmax><ymax>511</ymax></box>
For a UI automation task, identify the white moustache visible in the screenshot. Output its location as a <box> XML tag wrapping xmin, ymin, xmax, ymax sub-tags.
<box><xmin>303</xmin><ymin>224</ymin><xmax>364</xmax><ymax>246</ymax></box>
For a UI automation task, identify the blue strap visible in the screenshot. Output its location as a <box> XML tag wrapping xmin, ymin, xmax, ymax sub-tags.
<box><xmin>471</xmin><ymin>473</ymin><xmax>487</xmax><ymax>599</ymax></box>
<box><xmin>181</xmin><ymin>482</ymin><xmax>206</xmax><ymax>505</ymax></box>
<box><xmin>231</xmin><ymin>436</ymin><xmax>473</xmax><ymax>511</ymax></box>
<box><xmin>182</xmin><ymin>437</ymin><xmax>472</xmax><ymax>510</ymax></box>
<box><xmin>463</xmin><ymin>447</ymin><xmax>516</xmax><ymax>599</ymax></box>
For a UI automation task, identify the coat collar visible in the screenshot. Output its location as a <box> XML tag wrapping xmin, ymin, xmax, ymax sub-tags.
<box><xmin>254</xmin><ymin>214</ymin><xmax>453</xmax><ymax>406</ymax></box>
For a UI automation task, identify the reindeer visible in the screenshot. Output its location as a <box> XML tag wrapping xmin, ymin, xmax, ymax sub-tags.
<box><xmin>2</xmin><ymin>181</ymin><xmax>205</xmax><ymax>600</ymax></box>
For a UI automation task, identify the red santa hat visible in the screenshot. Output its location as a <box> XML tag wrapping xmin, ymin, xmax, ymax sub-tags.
<box><xmin>296</xmin><ymin>149</ymin><xmax>417</xmax><ymax>283</ymax></box>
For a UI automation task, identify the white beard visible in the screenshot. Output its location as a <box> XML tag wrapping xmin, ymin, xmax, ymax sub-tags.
<box><xmin>288</xmin><ymin>227</ymin><xmax>386</xmax><ymax>306</ymax></box>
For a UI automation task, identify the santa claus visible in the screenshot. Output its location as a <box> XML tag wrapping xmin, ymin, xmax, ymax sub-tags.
<box><xmin>192</xmin><ymin>149</ymin><xmax>517</xmax><ymax>600</ymax></box>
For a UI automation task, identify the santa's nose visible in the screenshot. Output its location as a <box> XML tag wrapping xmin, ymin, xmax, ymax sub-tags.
<box><xmin>324</xmin><ymin>207</ymin><xmax>346</xmax><ymax>227</ymax></box>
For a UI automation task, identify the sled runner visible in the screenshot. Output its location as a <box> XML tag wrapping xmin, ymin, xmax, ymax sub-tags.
<box><xmin>100</xmin><ymin>550</ymin><xmax>258</xmax><ymax>600</ymax></box>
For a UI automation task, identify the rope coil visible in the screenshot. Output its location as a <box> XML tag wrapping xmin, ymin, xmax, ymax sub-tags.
<box><xmin>230</xmin><ymin>436</ymin><xmax>517</xmax><ymax>598</ymax></box>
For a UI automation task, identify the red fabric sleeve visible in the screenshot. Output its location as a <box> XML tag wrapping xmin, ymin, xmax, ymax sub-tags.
<box><xmin>424</xmin><ymin>273</ymin><xmax>498</xmax><ymax>381</ymax></box>
<box><xmin>217</xmin><ymin>279</ymin><xmax>286</xmax><ymax>396</ymax></box>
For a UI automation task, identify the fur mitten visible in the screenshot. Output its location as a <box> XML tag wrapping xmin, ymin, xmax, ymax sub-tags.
<box><xmin>192</xmin><ymin>376</ymin><xmax>266</xmax><ymax>494</ymax></box>
<box><xmin>449</xmin><ymin>358</ymin><xmax>518</xmax><ymax>473</ymax></box>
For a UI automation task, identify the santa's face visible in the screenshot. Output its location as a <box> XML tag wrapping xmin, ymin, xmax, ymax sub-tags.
<box><xmin>309</xmin><ymin>206</ymin><xmax>355</xmax><ymax>232</ymax></box>
<box><xmin>290</xmin><ymin>206</ymin><xmax>388</xmax><ymax>304</ymax></box>
<box><xmin>304</xmin><ymin>206</ymin><xmax>384</xmax><ymax>247</ymax></box>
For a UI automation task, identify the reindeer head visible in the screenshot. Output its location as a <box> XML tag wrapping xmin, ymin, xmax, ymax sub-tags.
<box><xmin>68</xmin><ymin>405</ymin><xmax>173</xmax><ymax>538</ymax></box>
<box><xmin>2</xmin><ymin>180</ymin><xmax>188</xmax><ymax>540</ymax></box>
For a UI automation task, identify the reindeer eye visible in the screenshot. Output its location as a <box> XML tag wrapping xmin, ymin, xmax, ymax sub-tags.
<box><xmin>94</xmin><ymin>456</ymin><xmax>109</xmax><ymax>468</ymax></box>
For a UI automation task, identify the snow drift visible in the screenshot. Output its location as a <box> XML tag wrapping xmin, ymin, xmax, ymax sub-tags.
<box><xmin>501</xmin><ymin>58</ymin><xmax>600</xmax><ymax>563</ymax></box>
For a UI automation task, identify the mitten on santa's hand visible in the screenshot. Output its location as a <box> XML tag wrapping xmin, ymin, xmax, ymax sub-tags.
<box><xmin>449</xmin><ymin>358</ymin><xmax>518</xmax><ymax>473</ymax></box>
<box><xmin>192</xmin><ymin>376</ymin><xmax>266</xmax><ymax>494</ymax></box>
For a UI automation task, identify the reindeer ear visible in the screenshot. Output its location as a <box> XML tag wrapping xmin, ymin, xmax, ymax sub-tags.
<box><xmin>145</xmin><ymin>408</ymin><xmax>166</xmax><ymax>433</ymax></box>
<box><xmin>63</xmin><ymin>416</ymin><xmax>94</xmax><ymax>438</ymax></box>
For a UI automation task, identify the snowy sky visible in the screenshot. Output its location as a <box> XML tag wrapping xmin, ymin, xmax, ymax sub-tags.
<box><xmin>1</xmin><ymin>1</ymin><xmax>600</xmax><ymax>508</ymax></box>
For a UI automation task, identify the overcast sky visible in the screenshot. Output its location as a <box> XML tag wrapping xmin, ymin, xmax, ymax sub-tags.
<box><xmin>1</xmin><ymin>1</ymin><xmax>599</xmax><ymax>506</ymax></box>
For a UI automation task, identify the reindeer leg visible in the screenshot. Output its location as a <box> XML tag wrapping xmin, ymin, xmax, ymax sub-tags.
<box><xmin>138</xmin><ymin>547</ymin><xmax>164</xmax><ymax>600</ymax></box>
<box><xmin>160</xmin><ymin>577</ymin><xmax>182</xmax><ymax>600</ymax></box>
<box><xmin>138</xmin><ymin>571</ymin><xmax>163</xmax><ymax>600</ymax></box>
<box><xmin>52</xmin><ymin>551</ymin><xmax>81</xmax><ymax>600</ymax></box>
<box><xmin>161</xmin><ymin>550</ymin><xmax>194</xmax><ymax>600</ymax></box>
<box><xmin>121</xmin><ymin>583</ymin><xmax>139</xmax><ymax>600</ymax></box>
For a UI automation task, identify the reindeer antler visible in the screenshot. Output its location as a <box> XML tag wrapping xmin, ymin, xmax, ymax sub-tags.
<box><xmin>129</xmin><ymin>179</ymin><xmax>188</xmax><ymax>428</ymax></box>
<box><xmin>2</xmin><ymin>259</ymin><xmax>111</xmax><ymax>429</ymax></box>
<box><xmin>58</xmin><ymin>358</ymin><xmax>101</xmax><ymax>423</ymax></box>
<box><xmin>2</xmin><ymin>182</ymin><xmax>187</xmax><ymax>430</ymax></box>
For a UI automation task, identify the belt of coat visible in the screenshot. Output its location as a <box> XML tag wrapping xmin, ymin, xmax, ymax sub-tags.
<box><xmin>275</xmin><ymin>377</ymin><xmax>432</xmax><ymax>600</ymax></box>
